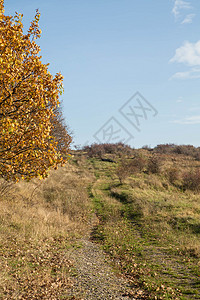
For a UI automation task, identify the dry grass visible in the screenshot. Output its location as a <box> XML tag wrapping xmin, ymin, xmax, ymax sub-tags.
<box><xmin>1</xmin><ymin>148</ymin><xmax>200</xmax><ymax>299</ymax></box>
<box><xmin>87</xmin><ymin>151</ymin><xmax>200</xmax><ymax>299</ymax></box>
<box><xmin>0</xmin><ymin>160</ymin><xmax>93</xmax><ymax>299</ymax></box>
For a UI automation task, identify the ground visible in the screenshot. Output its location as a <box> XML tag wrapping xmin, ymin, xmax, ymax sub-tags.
<box><xmin>0</xmin><ymin>147</ymin><xmax>200</xmax><ymax>299</ymax></box>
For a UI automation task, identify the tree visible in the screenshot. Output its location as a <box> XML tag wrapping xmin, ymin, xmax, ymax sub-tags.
<box><xmin>50</xmin><ymin>102</ymin><xmax>72</xmax><ymax>160</ymax></box>
<box><xmin>0</xmin><ymin>1</ymin><xmax>71</xmax><ymax>181</ymax></box>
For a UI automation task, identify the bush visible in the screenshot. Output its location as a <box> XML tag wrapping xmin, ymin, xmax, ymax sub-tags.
<box><xmin>146</xmin><ymin>155</ymin><xmax>161</xmax><ymax>174</ymax></box>
<box><xmin>166</xmin><ymin>166</ymin><xmax>180</xmax><ymax>185</ymax></box>
<box><xmin>129</xmin><ymin>154</ymin><xmax>147</xmax><ymax>172</ymax></box>
<box><xmin>83</xmin><ymin>143</ymin><xmax>134</xmax><ymax>158</ymax></box>
<box><xmin>154</xmin><ymin>144</ymin><xmax>200</xmax><ymax>161</ymax></box>
<box><xmin>182</xmin><ymin>169</ymin><xmax>200</xmax><ymax>191</ymax></box>
<box><xmin>83</xmin><ymin>144</ymin><xmax>105</xmax><ymax>158</ymax></box>
<box><xmin>115</xmin><ymin>155</ymin><xmax>146</xmax><ymax>184</ymax></box>
<box><xmin>115</xmin><ymin>161</ymin><xmax>131</xmax><ymax>184</ymax></box>
<box><xmin>141</xmin><ymin>145</ymin><xmax>153</xmax><ymax>151</ymax></box>
<box><xmin>194</xmin><ymin>152</ymin><xmax>200</xmax><ymax>161</ymax></box>
<box><xmin>154</xmin><ymin>144</ymin><xmax>176</xmax><ymax>154</ymax></box>
<box><xmin>172</xmin><ymin>145</ymin><xmax>196</xmax><ymax>156</ymax></box>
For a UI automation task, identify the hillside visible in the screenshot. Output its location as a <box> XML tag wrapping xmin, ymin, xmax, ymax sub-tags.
<box><xmin>0</xmin><ymin>144</ymin><xmax>200</xmax><ymax>299</ymax></box>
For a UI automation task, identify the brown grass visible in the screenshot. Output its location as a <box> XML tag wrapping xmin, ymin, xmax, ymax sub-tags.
<box><xmin>0</xmin><ymin>160</ymin><xmax>93</xmax><ymax>299</ymax></box>
<box><xmin>86</xmin><ymin>149</ymin><xmax>200</xmax><ymax>298</ymax></box>
<box><xmin>1</xmin><ymin>146</ymin><xmax>200</xmax><ymax>299</ymax></box>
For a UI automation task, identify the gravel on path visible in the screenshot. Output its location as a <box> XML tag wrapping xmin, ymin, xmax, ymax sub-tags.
<box><xmin>68</xmin><ymin>237</ymin><xmax>136</xmax><ymax>300</ymax></box>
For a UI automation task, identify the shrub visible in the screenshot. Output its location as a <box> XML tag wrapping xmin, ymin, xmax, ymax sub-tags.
<box><xmin>154</xmin><ymin>144</ymin><xmax>176</xmax><ymax>154</ymax></box>
<box><xmin>172</xmin><ymin>145</ymin><xmax>196</xmax><ymax>156</ymax></box>
<box><xmin>83</xmin><ymin>144</ymin><xmax>105</xmax><ymax>158</ymax></box>
<box><xmin>115</xmin><ymin>160</ymin><xmax>131</xmax><ymax>184</ymax></box>
<box><xmin>129</xmin><ymin>154</ymin><xmax>147</xmax><ymax>172</ymax></box>
<box><xmin>147</xmin><ymin>155</ymin><xmax>161</xmax><ymax>174</ymax></box>
<box><xmin>182</xmin><ymin>169</ymin><xmax>200</xmax><ymax>191</ymax></box>
<box><xmin>194</xmin><ymin>152</ymin><xmax>200</xmax><ymax>161</ymax></box>
<box><xmin>154</xmin><ymin>144</ymin><xmax>200</xmax><ymax>161</ymax></box>
<box><xmin>166</xmin><ymin>166</ymin><xmax>180</xmax><ymax>185</ymax></box>
<box><xmin>115</xmin><ymin>155</ymin><xmax>146</xmax><ymax>184</ymax></box>
<box><xmin>83</xmin><ymin>143</ymin><xmax>134</xmax><ymax>158</ymax></box>
<box><xmin>141</xmin><ymin>145</ymin><xmax>153</xmax><ymax>151</ymax></box>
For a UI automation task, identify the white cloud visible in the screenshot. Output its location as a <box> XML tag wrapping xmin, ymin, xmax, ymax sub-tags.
<box><xmin>172</xmin><ymin>0</ymin><xmax>195</xmax><ymax>24</ymax></box>
<box><xmin>171</xmin><ymin>71</ymin><xmax>191</xmax><ymax>79</ymax></box>
<box><xmin>170</xmin><ymin>3</ymin><xmax>198</xmax><ymax>79</ymax></box>
<box><xmin>172</xmin><ymin>115</ymin><xmax>200</xmax><ymax>124</ymax></box>
<box><xmin>181</xmin><ymin>13</ymin><xmax>195</xmax><ymax>24</ymax></box>
<box><xmin>172</xmin><ymin>0</ymin><xmax>192</xmax><ymax>17</ymax></box>
<box><xmin>170</xmin><ymin>41</ymin><xmax>200</xmax><ymax>66</ymax></box>
<box><xmin>170</xmin><ymin>68</ymin><xmax>200</xmax><ymax>79</ymax></box>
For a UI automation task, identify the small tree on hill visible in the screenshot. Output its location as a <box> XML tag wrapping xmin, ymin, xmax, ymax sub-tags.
<box><xmin>115</xmin><ymin>160</ymin><xmax>130</xmax><ymax>184</ymax></box>
<box><xmin>0</xmin><ymin>1</ymin><xmax>71</xmax><ymax>181</ymax></box>
<box><xmin>147</xmin><ymin>155</ymin><xmax>161</xmax><ymax>174</ymax></box>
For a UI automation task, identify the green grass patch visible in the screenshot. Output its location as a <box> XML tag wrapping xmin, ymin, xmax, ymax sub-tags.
<box><xmin>88</xmin><ymin>157</ymin><xmax>200</xmax><ymax>299</ymax></box>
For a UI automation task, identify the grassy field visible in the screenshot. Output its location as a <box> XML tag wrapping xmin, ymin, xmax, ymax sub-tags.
<box><xmin>0</xmin><ymin>161</ymin><xmax>93</xmax><ymax>299</ymax></box>
<box><xmin>83</xmin><ymin>149</ymin><xmax>200</xmax><ymax>299</ymax></box>
<box><xmin>0</xmin><ymin>146</ymin><xmax>200</xmax><ymax>299</ymax></box>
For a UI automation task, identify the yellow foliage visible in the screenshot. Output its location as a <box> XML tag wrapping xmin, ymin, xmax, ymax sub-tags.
<box><xmin>0</xmin><ymin>0</ymin><xmax>71</xmax><ymax>181</ymax></box>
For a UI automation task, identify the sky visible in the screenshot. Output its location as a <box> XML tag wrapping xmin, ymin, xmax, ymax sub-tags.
<box><xmin>4</xmin><ymin>0</ymin><xmax>200</xmax><ymax>148</ymax></box>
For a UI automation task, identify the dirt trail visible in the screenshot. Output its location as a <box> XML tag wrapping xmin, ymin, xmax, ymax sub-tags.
<box><xmin>67</xmin><ymin>213</ymin><xmax>141</xmax><ymax>300</ymax></box>
<box><xmin>68</xmin><ymin>238</ymin><xmax>134</xmax><ymax>299</ymax></box>
<box><xmin>65</xmin><ymin>159</ymin><xmax>147</xmax><ymax>299</ymax></box>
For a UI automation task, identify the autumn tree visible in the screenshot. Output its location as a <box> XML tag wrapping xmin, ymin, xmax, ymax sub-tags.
<box><xmin>0</xmin><ymin>1</ymin><xmax>71</xmax><ymax>181</ymax></box>
<box><xmin>50</xmin><ymin>102</ymin><xmax>72</xmax><ymax>160</ymax></box>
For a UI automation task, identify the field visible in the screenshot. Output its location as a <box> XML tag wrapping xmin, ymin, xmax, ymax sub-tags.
<box><xmin>0</xmin><ymin>161</ymin><xmax>93</xmax><ymax>299</ymax></box>
<box><xmin>0</xmin><ymin>144</ymin><xmax>200</xmax><ymax>299</ymax></box>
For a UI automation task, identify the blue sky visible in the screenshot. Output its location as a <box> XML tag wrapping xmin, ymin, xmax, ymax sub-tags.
<box><xmin>4</xmin><ymin>0</ymin><xmax>200</xmax><ymax>148</ymax></box>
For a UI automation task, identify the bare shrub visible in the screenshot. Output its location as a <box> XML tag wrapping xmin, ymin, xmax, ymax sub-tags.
<box><xmin>130</xmin><ymin>154</ymin><xmax>147</xmax><ymax>172</ymax></box>
<box><xmin>194</xmin><ymin>152</ymin><xmax>200</xmax><ymax>161</ymax></box>
<box><xmin>115</xmin><ymin>160</ymin><xmax>131</xmax><ymax>184</ymax></box>
<box><xmin>115</xmin><ymin>155</ymin><xmax>145</xmax><ymax>184</ymax></box>
<box><xmin>182</xmin><ymin>168</ymin><xmax>200</xmax><ymax>191</ymax></box>
<box><xmin>154</xmin><ymin>144</ymin><xmax>200</xmax><ymax>161</ymax></box>
<box><xmin>83</xmin><ymin>143</ymin><xmax>134</xmax><ymax>158</ymax></box>
<box><xmin>172</xmin><ymin>145</ymin><xmax>196</xmax><ymax>157</ymax></box>
<box><xmin>166</xmin><ymin>166</ymin><xmax>180</xmax><ymax>185</ymax></box>
<box><xmin>83</xmin><ymin>143</ymin><xmax>105</xmax><ymax>159</ymax></box>
<box><xmin>147</xmin><ymin>155</ymin><xmax>161</xmax><ymax>174</ymax></box>
<box><xmin>154</xmin><ymin>143</ymin><xmax>176</xmax><ymax>154</ymax></box>
<box><xmin>142</xmin><ymin>145</ymin><xmax>152</xmax><ymax>151</ymax></box>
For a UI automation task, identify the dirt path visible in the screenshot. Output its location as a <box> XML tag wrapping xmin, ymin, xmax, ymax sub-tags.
<box><xmin>67</xmin><ymin>214</ymin><xmax>140</xmax><ymax>300</ymax></box>
<box><xmin>68</xmin><ymin>238</ymin><xmax>135</xmax><ymax>299</ymax></box>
